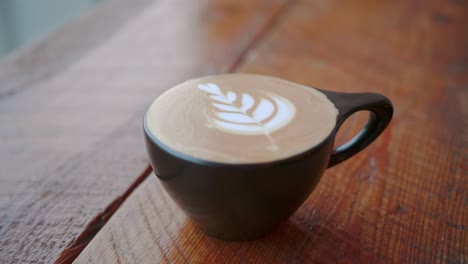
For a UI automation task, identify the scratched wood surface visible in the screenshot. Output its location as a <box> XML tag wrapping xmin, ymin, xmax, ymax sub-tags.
<box><xmin>75</xmin><ymin>0</ymin><xmax>467</xmax><ymax>263</ymax></box>
<box><xmin>0</xmin><ymin>0</ymin><xmax>288</xmax><ymax>263</ymax></box>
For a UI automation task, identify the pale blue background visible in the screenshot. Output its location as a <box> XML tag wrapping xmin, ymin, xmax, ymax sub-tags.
<box><xmin>0</xmin><ymin>0</ymin><xmax>101</xmax><ymax>59</ymax></box>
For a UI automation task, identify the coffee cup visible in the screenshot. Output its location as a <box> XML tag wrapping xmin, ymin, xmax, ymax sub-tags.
<box><xmin>143</xmin><ymin>74</ymin><xmax>393</xmax><ymax>240</ymax></box>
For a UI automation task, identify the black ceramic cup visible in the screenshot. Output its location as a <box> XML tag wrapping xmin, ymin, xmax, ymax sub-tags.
<box><xmin>144</xmin><ymin>77</ymin><xmax>393</xmax><ymax>241</ymax></box>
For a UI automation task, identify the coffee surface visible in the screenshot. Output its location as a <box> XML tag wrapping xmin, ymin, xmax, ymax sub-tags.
<box><xmin>145</xmin><ymin>74</ymin><xmax>338</xmax><ymax>163</ymax></box>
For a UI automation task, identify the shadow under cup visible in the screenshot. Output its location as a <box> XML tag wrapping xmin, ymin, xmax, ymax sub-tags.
<box><xmin>144</xmin><ymin>86</ymin><xmax>393</xmax><ymax>241</ymax></box>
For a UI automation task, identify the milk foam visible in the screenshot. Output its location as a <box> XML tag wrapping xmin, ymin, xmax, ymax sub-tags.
<box><xmin>145</xmin><ymin>74</ymin><xmax>338</xmax><ymax>163</ymax></box>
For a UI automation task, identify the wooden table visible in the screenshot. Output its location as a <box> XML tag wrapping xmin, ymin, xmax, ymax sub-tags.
<box><xmin>0</xmin><ymin>0</ymin><xmax>466</xmax><ymax>263</ymax></box>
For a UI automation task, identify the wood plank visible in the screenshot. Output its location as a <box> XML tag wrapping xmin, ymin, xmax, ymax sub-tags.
<box><xmin>0</xmin><ymin>0</ymin><xmax>288</xmax><ymax>263</ymax></box>
<box><xmin>75</xmin><ymin>0</ymin><xmax>468</xmax><ymax>263</ymax></box>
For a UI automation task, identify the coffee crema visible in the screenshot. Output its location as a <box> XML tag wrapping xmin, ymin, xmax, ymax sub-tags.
<box><xmin>145</xmin><ymin>74</ymin><xmax>338</xmax><ymax>163</ymax></box>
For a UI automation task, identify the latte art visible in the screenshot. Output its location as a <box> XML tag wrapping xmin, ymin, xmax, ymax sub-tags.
<box><xmin>145</xmin><ymin>74</ymin><xmax>338</xmax><ymax>163</ymax></box>
<box><xmin>197</xmin><ymin>83</ymin><xmax>296</xmax><ymax>150</ymax></box>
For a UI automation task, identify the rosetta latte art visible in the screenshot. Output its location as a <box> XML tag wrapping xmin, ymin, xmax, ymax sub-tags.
<box><xmin>197</xmin><ymin>83</ymin><xmax>296</xmax><ymax>150</ymax></box>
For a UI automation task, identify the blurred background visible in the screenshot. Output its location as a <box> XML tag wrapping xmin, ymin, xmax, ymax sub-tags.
<box><xmin>0</xmin><ymin>0</ymin><xmax>101</xmax><ymax>58</ymax></box>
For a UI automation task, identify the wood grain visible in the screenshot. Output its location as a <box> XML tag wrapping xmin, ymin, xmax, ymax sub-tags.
<box><xmin>0</xmin><ymin>0</ymin><xmax>288</xmax><ymax>263</ymax></box>
<box><xmin>75</xmin><ymin>0</ymin><xmax>467</xmax><ymax>263</ymax></box>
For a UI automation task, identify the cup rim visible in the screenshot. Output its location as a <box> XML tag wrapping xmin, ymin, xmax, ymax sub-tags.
<box><xmin>143</xmin><ymin>73</ymin><xmax>339</xmax><ymax>168</ymax></box>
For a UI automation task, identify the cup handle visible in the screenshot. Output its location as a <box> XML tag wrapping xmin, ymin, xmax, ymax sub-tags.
<box><xmin>317</xmin><ymin>90</ymin><xmax>394</xmax><ymax>168</ymax></box>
